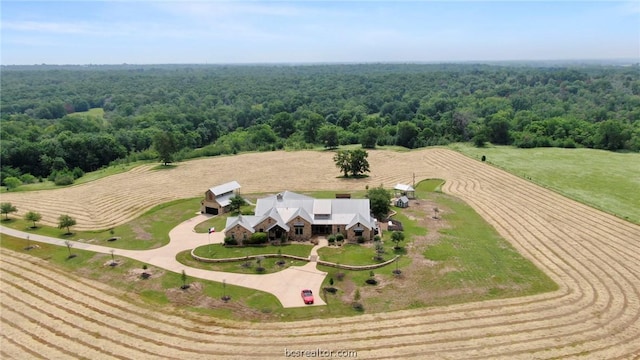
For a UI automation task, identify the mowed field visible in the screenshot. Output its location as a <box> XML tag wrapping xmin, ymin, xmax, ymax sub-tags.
<box><xmin>453</xmin><ymin>144</ymin><xmax>640</xmax><ymax>224</ymax></box>
<box><xmin>2</xmin><ymin>148</ymin><xmax>640</xmax><ymax>359</ymax></box>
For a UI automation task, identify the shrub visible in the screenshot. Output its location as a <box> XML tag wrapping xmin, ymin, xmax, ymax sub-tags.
<box><xmin>247</xmin><ymin>232</ymin><xmax>268</xmax><ymax>245</ymax></box>
<box><xmin>224</xmin><ymin>237</ymin><xmax>238</xmax><ymax>246</ymax></box>
<box><xmin>72</xmin><ymin>167</ymin><xmax>84</xmax><ymax>179</ymax></box>
<box><xmin>327</xmin><ymin>235</ymin><xmax>336</xmax><ymax>243</ymax></box>
<box><xmin>54</xmin><ymin>171</ymin><xmax>74</xmax><ymax>186</ymax></box>
<box><xmin>20</xmin><ymin>173</ymin><xmax>37</xmax><ymax>184</ymax></box>
<box><xmin>335</xmin><ymin>271</ymin><xmax>345</xmax><ymax>281</ymax></box>
<box><xmin>365</xmin><ymin>278</ymin><xmax>378</xmax><ymax>285</ymax></box>
<box><xmin>336</xmin><ymin>233</ymin><xmax>344</xmax><ymax>242</ymax></box>
<box><xmin>352</xmin><ymin>302</ymin><xmax>364</xmax><ymax>311</ymax></box>
<box><xmin>357</xmin><ymin>236</ymin><xmax>365</xmax><ymax>244</ymax></box>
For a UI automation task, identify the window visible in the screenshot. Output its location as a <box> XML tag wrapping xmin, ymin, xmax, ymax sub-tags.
<box><xmin>354</xmin><ymin>229</ymin><xmax>364</xmax><ymax>236</ymax></box>
<box><xmin>295</xmin><ymin>226</ymin><xmax>304</xmax><ymax>235</ymax></box>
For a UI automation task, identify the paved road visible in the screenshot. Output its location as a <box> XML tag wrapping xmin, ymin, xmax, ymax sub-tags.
<box><xmin>0</xmin><ymin>214</ymin><xmax>327</xmax><ymax>308</ymax></box>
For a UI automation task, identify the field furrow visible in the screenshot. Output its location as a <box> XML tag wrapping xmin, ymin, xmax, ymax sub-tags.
<box><xmin>1</xmin><ymin>148</ymin><xmax>639</xmax><ymax>359</ymax></box>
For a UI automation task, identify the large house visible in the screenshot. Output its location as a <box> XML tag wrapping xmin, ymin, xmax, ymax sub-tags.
<box><xmin>200</xmin><ymin>181</ymin><xmax>241</xmax><ymax>215</ymax></box>
<box><xmin>224</xmin><ymin>191</ymin><xmax>377</xmax><ymax>244</ymax></box>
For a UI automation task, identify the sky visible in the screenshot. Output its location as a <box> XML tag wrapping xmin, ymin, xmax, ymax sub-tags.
<box><xmin>1</xmin><ymin>0</ymin><xmax>639</xmax><ymax>65</ymax></box>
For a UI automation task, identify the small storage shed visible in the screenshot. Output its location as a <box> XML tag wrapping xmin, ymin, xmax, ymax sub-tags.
<box><xmin>396</xmin><ymin>196</ymin><xmax>410</xmax><ymax>208</ymax></box>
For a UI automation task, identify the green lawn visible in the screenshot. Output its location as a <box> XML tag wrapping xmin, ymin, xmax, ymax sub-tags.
<box><xmin>176</xmin><ymin>250</ymin><xmax>308</xmax><ymax>274</ymax></box>
<box><xmin>1</xmin><ymin>197</ymin><xmax>203</xmax><ymax>250</ymax></box>
<box><xmin>451</xmin><ymin>143</ymin><xmax>640</xmax><ymax>224</ymax></box>
<box><xmin>192</xmin><ymin>243</ymin><xmax>313</xmax><ymax>258</ymax></box>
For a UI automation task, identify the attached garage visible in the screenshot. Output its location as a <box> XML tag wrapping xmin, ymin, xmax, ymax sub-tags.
<box><xmin>204</xmin><ymin>206</ymin><xmax>219</xmax><ymax>215</ymax></box>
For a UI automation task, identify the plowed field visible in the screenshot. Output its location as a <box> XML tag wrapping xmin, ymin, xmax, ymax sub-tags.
<box><xmin>2</xmin><ymin>148</ymin><xmax>640</xmax><ymax>359</ymax></box>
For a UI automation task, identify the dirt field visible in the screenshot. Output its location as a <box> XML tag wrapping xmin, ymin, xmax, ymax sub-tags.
<box><xmin>2</xmin><ymin>148</ymin><xmax>640</xmax><ymax>359</ymax></box>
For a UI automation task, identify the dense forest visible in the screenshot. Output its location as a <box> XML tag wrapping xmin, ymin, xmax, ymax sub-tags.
<box><xmin>1</xmin><ymin>63</ymin><xmax>639</xmax><ymax>185</ymax></box>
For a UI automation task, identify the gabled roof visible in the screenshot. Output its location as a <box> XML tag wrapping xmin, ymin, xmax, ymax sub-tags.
<box><xmin>346</xmin><ymin>212</ymin><xmax>373</xmax><ymax>230</ymax></box>
<box><xmin>225</xmin><ymin>191</ymin><xmax>376</xmax><ymax>234</ymax></box>
<box><xmin>209</xmin><ymin>181</ymin><xmax>241</xmax><ymax>196</ymax></box>
<box><xmin>224</xmin><ymin>215</ymin><xmax>256</xmax><ymax>233</ymax></box>
<box><xmin>394</xmin><ymin>183</ymin><xmax>415</xmax><ymax>192</ymax></box>
<box><xmin>397</xmin><ymin>196</ymin><xmax>410</xmax><ymax>204</ymax></box>
<box><xmin>263</xmin><ymin>207</ymin><xmax>290</xmax><ymax>232</ymax></box>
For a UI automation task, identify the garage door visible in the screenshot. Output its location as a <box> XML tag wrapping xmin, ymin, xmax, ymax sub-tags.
<box><xmin>205</xmin><ymin>207</ymin><xmax>218</xmax><ymax>215</ymax></box>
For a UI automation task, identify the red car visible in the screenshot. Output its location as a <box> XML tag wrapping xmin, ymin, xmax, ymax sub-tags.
<box><xmin>301</xmin><ymin>289</ymin><xmax>314</xmax><ymax>304</ymax></box>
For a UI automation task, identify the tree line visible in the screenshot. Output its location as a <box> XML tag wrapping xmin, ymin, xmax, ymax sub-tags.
<box><xmin>2</xmin><ymin>63</ymin><xmax>639</xmax><ymax>185</ymax></box>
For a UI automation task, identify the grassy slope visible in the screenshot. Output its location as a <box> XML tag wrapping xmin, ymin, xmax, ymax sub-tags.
<box><xmin>450</xmin><ymin>143</ymin><xmax>640</xmax><ymax>224</ymax></box>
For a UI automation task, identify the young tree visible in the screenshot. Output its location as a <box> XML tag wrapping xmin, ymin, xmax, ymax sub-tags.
<box><xmin>24</xmin><ymin>211</ymin><xmax>42</xmax><ymax>228</ymax></box>
<box><xmin>58</xmin><ymin>214</ymin><xmax>77</xmax><ymax>234</ymax></box>
<box><xmin>153</xmin><ymin>131</ymin><xmax>178</xmax><ymax>166</ymax></box>
<box><xmin>181</xmin><ymin>269</ymin><xmax>189</xmax><ymax>289</ymax></box>
<box><xmin>374</xmin><ymin>239</ymin><xmax>385</xmax><ymax>261</ymax></box>
<box><xmin>367</xmin><ymin>186</ymin><xmax>391</xmax><ymax>220</ymax></box>
<box><xmin>3</xmin><ymin>177</ymin><xmax>21</xmax><ymax>191</ymax></box>
<box><xmin>1</xmin><ymin>202</ymin><xmax>18</xmax><ymax>220</ymax></box>
<box><xmin>229</xmin><ymin>194</ymin><xmax>245</xmax><ymax>213</ymax></box>
<box><xmin>391</xmin><ymin>231</ymin><xmax>405</xmax><ymax>249</ymax></box>
<box><xmin>64</xmin><ymin>240</ymin><xmax>74</xmax><ymax>258</ymax></box>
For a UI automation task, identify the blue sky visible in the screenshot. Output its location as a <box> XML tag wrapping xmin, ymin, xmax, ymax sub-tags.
<box><xmin>1</xmin><ymin>1</ymin><xmax>639</xmax><ymax>65</ymax></box>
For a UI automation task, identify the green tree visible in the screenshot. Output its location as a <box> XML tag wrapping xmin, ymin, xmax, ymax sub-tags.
<box><xmin>229</xmin><ymin>194</ymin><xmax>245</xmax><ymax>213</ymax></box>
<box><xmin>270</xmin><ymin>112</ymin><xmax>296</xmax><ymax>138</ymax></box>
<box><xmin>349</xmin><ymin>149</ymin><xmax>370</xmax><ymax>177</ymax></box>
<box><xmin>58</xmin><ymin>214</ymin><xmax>77</xmax><ymax>234</ymax></box>
<box><xmin>318</xmin><ymin>125</ymin><xmax>340</xmax><ymax>149</ymax></box>
<box><xmin>396</xmin><ymin>121</ymin><xmax>419</xmax><ymax>148</ymax></box>
<box><xmin>1</xmin><ymin>202</ymin><xmax>18</xmax><ymax>220</ymax></box>
<box><xmin>333</xmin><ymin>150</ymin><xmax>351</xmax><ymax>177</ymax></box>
<box><xmin>391</xmin><ymin>231</ymin><xmax>405</xmax><ymax>249</ymax></box>
<box><xmin>367</xmin><ymin>186</ymin><xmax>391</xmax><ymax>220</ymax></box>
<box><xmin>596</xmin><ymin>120</ymin><xmax>630</xmax><ymax>151</ymax></box>
<box><xmin>24</xmin><ymin>211</ymin><xmax>42</xmax><ymax>228</ymax></box>
<box><xmin>359</xmin><ymin>127</ymin><xmax>379</xmax><ymax>149</ymax></box>
<box><xmin>3</xmin><ymin>177</ymin><xmax>21</xmax><ymax>191</ymax></box>
<box><xmin>153</xmin><ymin>131</ymin><xmax>178</xmax><ymax>166</ymax></box>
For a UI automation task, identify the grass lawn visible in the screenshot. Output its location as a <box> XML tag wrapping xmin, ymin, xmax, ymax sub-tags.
<box><xmin>193</xmin><ymin>243</ymin><xmax>313</xmax><ymax>258</ymax></box>
<box><xmin>176</xmin><ymin>250</ymin><xmax>309</xmax><ymax>274</ymax></box>
<box><xmin>1</xmin><ymin>197</ymin><xmax>203</xmax><ymax>250</ymax></box>
<box><xmin>1</xmin><ymin>178</ymin><xmax>559</xmax><ymax>321</ymax></box>
<box><xmin>450</xmin><ymin>143</ymin><xmax>640</xmax><ymax>224</ymax></box>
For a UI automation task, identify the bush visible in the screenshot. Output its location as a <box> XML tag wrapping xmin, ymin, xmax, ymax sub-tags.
<box><xmin>246</xmin><ymin>232</ymin><xmax>268</xmax><ymax>245</ymax></box>
<box><xmin>365</xmin><ymin>278</ymin><xmax>378</xmax><ymax>285</ymax></box>
<box><xmin>72</xmin><ymin>167</ymin><xmax>84</xmax><ymax>179</ymax></box>
<box><xmin>224</xmin><ymin>237</ymin><xmax>238</xmax><ymax>246</ymax></box>
<box><xmin>20</xmin><ymin>173</ymin><xmax>37</xmax><ymax>184</ymax></box>
<box><xmin>327</xmin><ymin>235</ymin><xmax>336</xmax><ymax>243</ymax></box>
<box><xmin>54</xmin><ymin>172</ymin><xmax>74</xmax><ymax>186</ymax></box>
<box><xmin>357</xmin><ymin>236</ymin><xmax>365</xmax><ymax>244</ymax></box>
<box><xmin>352</xmin><ymin>302</ymin><xmax>364</xmax><ymax>311</ymax></box>
<box><xmin>336</xmin><ymin>233</ymin><xmax>344</xmax><ymax>242</ymax></box>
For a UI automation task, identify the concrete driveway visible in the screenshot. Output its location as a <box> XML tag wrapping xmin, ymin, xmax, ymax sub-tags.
<box><xmin>0</xmin><ymin>214</ymin><xmax>327</xmax><ymax>308</ymax></box>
